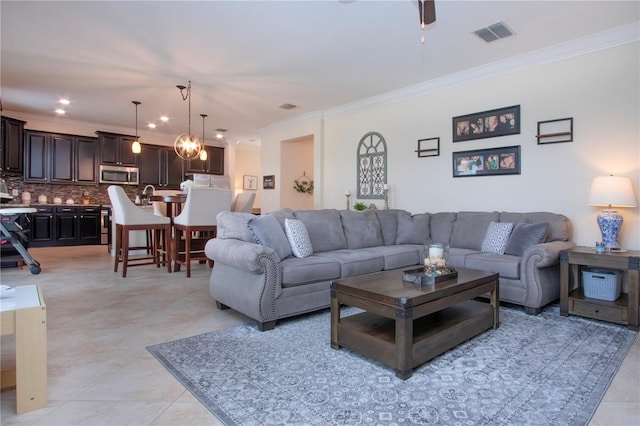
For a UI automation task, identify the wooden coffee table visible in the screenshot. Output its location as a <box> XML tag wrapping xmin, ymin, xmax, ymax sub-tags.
<box><xmin>330</xmin><ymin>267</ymin><xmax>499</xmax><ymax>379</ymax></box>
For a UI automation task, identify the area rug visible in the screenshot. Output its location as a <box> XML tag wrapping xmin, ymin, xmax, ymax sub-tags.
<box><xmin>147</xmin><ymin>304</ymin><xmax>636</xmax><ymax>425</ymax></box>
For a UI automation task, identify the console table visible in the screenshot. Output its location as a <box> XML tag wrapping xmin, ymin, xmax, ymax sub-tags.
<box><xmin>0</xmin><ymin>285</ymin><xmax>47</xmax><ymax>413</ymax></box>
<box><xmin>560</xmin><ymin>247</ymin><xmax>639</xmax><ymax>331</ymax></box>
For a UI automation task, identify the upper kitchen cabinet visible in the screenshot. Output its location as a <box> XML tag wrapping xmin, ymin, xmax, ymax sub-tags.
<box><xmin>185</xmin><ymin>146</ymin><xmax>224</xmax><ymax>175</ymax></box>
<box><xmin>24</xmin><ymin>130</ymin><xmax>98</xmax><ymax>184</ymax></box>
<box><xmin>139</xmin><ymin>144</ymin><xmax>183</xmax><ymax>189</ymax></box>
<box><xmin>97</xmin><ymin>131</ymin><xmax>137</xmax><ymax>166</ymax></box>
<box><xmin>1</xmin><ymin>116</ymin><xmax>26</xmax><ymax>174</ymax></box>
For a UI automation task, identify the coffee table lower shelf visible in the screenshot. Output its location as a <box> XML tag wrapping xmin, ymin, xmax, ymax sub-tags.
<box><xmin>334</xmin><ymin>300</ymin><xmax>494</xmax><ymax>377</ymax></box>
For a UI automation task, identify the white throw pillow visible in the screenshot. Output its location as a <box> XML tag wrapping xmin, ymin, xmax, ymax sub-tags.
<box><xmin>285</xmin><ymin>218</ymin><xmax>313</xmax><ymax>258</ymax></box>
<box><xmin>480</xmin><ymin>221</ymin><xmax>514</xmax><ymax>254</ymax></box>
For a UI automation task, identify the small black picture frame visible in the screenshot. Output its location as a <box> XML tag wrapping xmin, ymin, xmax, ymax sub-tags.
<box><xmin>452</xmin><ymin>145</ymin><xmax>521</xmax><ymax>177</ymax></box>
<box><xmin>263</xmin><ymin>175</ymin><xmax>275</xmax><ymax>189</ymax></box>
<box><xmin>415</xmin><ymin>137</ymin><xmax>440</xmax><ymax>157</ymax></box>
<box><xmin>453</xmin><ymin>105</ymin><xmax>521</xmax><ymax>142</ymax></box>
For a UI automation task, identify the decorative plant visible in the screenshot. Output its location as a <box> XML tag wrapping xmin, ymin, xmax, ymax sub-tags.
<box><xmin>353</xmin><ymin>202</ymin><xmax>367</xmax><ymax>211</ymax></box>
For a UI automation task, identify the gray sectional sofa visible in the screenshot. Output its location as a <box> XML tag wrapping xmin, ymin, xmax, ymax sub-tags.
<box><xmin>205</xmin><ymin>209</ymin><xmax>575</xmax><ymax>330</ymax></box>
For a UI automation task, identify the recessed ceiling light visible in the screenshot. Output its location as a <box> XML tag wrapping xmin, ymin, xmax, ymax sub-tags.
<box><xmin>148</xmin><ymin>123</ymin><xmax>157</xmax><ymax>129</ymax></box>
<box><xmin>159</xmin><ymin>116</ymin><xmax>169</xmax><ymax>122</ymax></box>
<box><xmin>216</xmin><ymin>133</ymin><xmax>223</xmax><ymax>139</ymax></box>
<box><xmin>55</xmin><ymin>109</ymin><xmax>66</xmax><ymax>115</ymax></box>
<box><xmin>59</xmin><ymin>98</ymin><xmax>70</xmax><ymax>105</ymax></box>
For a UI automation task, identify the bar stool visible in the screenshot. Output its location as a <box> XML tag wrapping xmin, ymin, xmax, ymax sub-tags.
<box><xmin>107</xmin><ymin>185</ymin><xmax>172</xmax><ymax>277</ymax></box>
<box><xmin>173</xmin><ymin>187</ymin><xmax>232</xmax><ymax>277</ymax></box>
<box><xmin>231</xmin><ymin>192</ymin><xmax>256</xmax><ymax>213</ymax></box>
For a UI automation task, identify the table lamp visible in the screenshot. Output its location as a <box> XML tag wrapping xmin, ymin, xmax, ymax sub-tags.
<box><xmin>587</xmin><ymin>175</ymin><xmax>637</xmax><ymax>249</ymax></box>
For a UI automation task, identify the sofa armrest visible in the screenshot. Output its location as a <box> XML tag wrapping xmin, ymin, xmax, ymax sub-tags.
<box><xmin>522</xmin><ymin>240</ymin><xmax>576</xmax><ymax>268</ymax></box>
<box><xmin>520</xmin><ymin>240</ymin><xmax>577</xmax><ymax>309</ymax></box>
<box><xmin>205</xmin><ymin>238</ymin><xmax>281</xmax><ymax>272</ymax></box>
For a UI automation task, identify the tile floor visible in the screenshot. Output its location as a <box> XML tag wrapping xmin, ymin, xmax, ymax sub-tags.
<box><xmin>0</xmin><ymin>245</ymin><xmax>638</xmax><ymax>425</ymax></box>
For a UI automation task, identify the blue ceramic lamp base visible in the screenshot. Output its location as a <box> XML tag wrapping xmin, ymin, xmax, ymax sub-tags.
<box><xmin>597</xmin><ymin>209</ymin><xmax>623</xmax><ymax>249</ymax></box>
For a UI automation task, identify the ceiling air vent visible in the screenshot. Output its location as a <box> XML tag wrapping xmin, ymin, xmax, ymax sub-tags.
<box><xmin>474</xmin><ymin>22</ymin><xmax>514</xmax><ymax>43</ymax></box>
<box><xmin>279</xmin><ymin>103</ymin><xmax>297</xmax><ymax>110</ymax></box>
<box><xmin>215</xmin><ymin>128</ymin><xmax>227</xmax><ymax>133</ymax></box>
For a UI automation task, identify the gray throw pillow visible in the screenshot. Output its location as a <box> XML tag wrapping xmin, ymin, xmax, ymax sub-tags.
<box><xmin>247</xmin><ymin>214</ymin><xmax>292</xmax><ymax>260</ymax></box>
<box><xmin>504</xmin><ymin>222</ymin><xmax>549</xmax><ymax>256</ymax></box>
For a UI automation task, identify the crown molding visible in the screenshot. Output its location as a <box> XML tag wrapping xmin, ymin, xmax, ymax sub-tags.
<box><xmin>260</xmin><ymin>22</ymin><xmax>635</xmax><ymax>122</ymax></box>
<box><xmin>323</xmin><ymin>22</ymin><xmax>638</xmax><ymax>119</ymax></box>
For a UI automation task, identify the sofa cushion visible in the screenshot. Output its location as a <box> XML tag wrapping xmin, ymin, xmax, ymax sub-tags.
<box><xmin>340</xmin><ymin>210</ymin><xmax>384</xmax><ymax>249</ymax></box>
<box><xmin>371</xmin><ymin>245</ymin><xmax>422</xmax><ymax>270</ymax></box>
<box><xmin>215</xmin><ymin>211</ymin><xmax>255</xmax><ymax>242</ymax></box>
<box><xmin>280</xmin><ymin>256</ymin><xmax>341</xmax><ymax>288</ymax></box>
<box><xmin>269</xmin><ymin>208</ymin><xmax>296</xmax><ymax>230</ymax></box>
<box><xmin>396</xmin><ymin>212</ymin><xmax>430</xmax><ymax>244</ymax></box>
<box><xmin>480</xmin><ymin>221</ymin><xmax>514</xmax><ymax>254</ymax></box>
<box><xmin>504</xmin><ymin>222</ymin><xmax>549</xmax><ymax>256</ymax></box>
<box><xmin>447</xmin><ymin>248</ymin><xmax>480</xmax><ymax>268</ymax></box>
<box><xmin>429</xmin><ymin>212</ymin><xmax>456</xmax><ymax>245</ymax></box>
<box><xmin>315</xmin><ymin>249</ymin><xmax>384</xmax><ymax>278</ymax></box>
<box><xmin>465</xmin><ymin>253</ymin><xmax>521</xmax><ymax>279</ymax></box>
<box><xmin>247</xmin><ymin>214</ymin><xmax>292</xmax><ymax>260</ymax></box>
<box><xmin>375</xmin><ymin>210</ymin><xmax>404</xmax><ymax>245</ymax></box>
<box><xmin>450</xmin><ymin>211</ymin><xmax>500</xmax><ymax>250</ymax></box>
<box><xmin>500</xmin><ymin>212</ymin><xmax>571</xmax><ymax>242</ymax></box>
<box><xmin>285</xmin><ymin>218</ymin><xmax>313</xmax><ymax>258</ymax></box>
<box><xmin>294</xmin><ymin>209</ymin><xmax>347</xmax><ymax>253</ymax></box>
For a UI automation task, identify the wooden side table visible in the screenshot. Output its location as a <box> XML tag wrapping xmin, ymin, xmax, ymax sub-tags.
<box><xmin>0</xmin><ymin>285</ymin><xmax>47</xmax><ymax>414</ymax></box>
<box><xmin>560</xmin><ymin>246</ymin><xmax>639</xmax><ymax>331</ymax></box>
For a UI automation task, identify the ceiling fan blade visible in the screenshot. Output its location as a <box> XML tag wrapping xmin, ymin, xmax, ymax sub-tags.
<box><xmin>419</xmin><ymin>0</ymin><xmax>436</xmax><ymax>25</ymax></box>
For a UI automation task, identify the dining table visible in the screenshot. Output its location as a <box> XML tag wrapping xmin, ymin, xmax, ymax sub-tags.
<box><xmin>149</xmin><ymin>193</ymin><xmax>187</xmax><ymax>225</ymax></box>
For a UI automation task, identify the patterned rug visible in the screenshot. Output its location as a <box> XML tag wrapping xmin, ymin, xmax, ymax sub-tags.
<box><xmin>147</xmin><ymin>304</ymin><xmax>636</xmax><ymax>425</ymax></box>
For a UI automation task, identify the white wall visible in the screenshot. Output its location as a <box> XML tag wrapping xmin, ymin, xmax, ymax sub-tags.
<box><xmin>280</xmin><ymin>136</ymin><xmax>314</xmax><ymax>210</ymax></box>
<box><xmin>260</xmin><ymin>42</ymin><xmax>640</xmax><ymax>250</ymax></box>
<box><xmin>233</xmin><ymin>147</ymin><xmax>262</xmax><ymax>209</ymax></box>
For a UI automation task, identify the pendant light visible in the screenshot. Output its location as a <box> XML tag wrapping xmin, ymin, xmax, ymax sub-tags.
<box><xmin>200</xmin><ymin>113</ymin><xmax>208</xmax><ymax>161</ymax></box>
<box><xmin>174</xmin><ymin>80</ymin><xmax>203</xmax><ymax>160</ymax></box>
<box><xmin>131</xmin><ymin>101</ymin><xmax>141</xmax><ymax>154</ymax></box>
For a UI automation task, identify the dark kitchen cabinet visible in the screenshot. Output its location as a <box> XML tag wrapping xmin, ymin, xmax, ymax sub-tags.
<box><xmin>1</xmin><ymin>116</ymin><xmax>25</xmax><ymax>174</ymax></box>
<box><xmin>24</xmin><ymin>130</ymin><xmax>98</xmax><ymax>184</ymax></box>
<box><xmin>97</xmin><ymin>131</ymin><xmax>137</xmax><ymax>166</ymax></box>
<box><xmin>30</xmin><ymin>206</ymin><xmax>101</xmax><ymax>247</ymax></box>
<box><xmin>186</xmin><ymin>146</ymin><xmax>224</xmax><ymax>175</ymax></box>
<box><xmin>139</xmin><ymin>144</ymin><xmax>183</xmax><ymax>189</ymax></box>
<box><xmin>54</xmin><ymin>206</ymin><xmax>101</xmax><ymax>245</ymax></box>
<box><xmin>30</xmin><ymin>206</ymin><xmax>54</xmax><ymax>245</ymax></box>
<box><xmin>55</xmin><ymin>206</ymin><xmax>77</xmax><ymax>243</ymax></box>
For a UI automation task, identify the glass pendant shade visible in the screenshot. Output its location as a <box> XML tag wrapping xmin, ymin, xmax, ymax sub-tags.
<box><xmin>132</xmin><ymin>139</ymin><xmax>141</xmax><ymax>154</ymax></box>
<box><xmin>174</xmin><ymin>133</ymin><xmax>203</xmax><ymax>160</ymax></box>
<box><xmin>199</xmin><ymin>149</ymin><xmax>208</xmax><ymax>161</ymax></box>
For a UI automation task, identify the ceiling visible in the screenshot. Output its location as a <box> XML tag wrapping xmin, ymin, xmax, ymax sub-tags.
<box><xmin>1</xmin><ymin>1</ymin><xmax>638</xmax><ymax>148</ymax></box>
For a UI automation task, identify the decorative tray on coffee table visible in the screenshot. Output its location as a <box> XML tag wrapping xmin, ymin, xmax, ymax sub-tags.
<box><xmin>402</xmin><ymin>268</ymin><xmax>458</xmax><ymax>285</ymax></box>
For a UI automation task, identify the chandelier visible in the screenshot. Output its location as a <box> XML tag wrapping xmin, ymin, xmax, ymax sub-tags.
<box><xmin>174</xmin><ymin>80</ymin><xmax>203</xmax><ymax>160</ymax></box>
<box><xmin>131</xmin><ymin>101</ymin><xmax>141</xmax><ymax>154</ymax></box>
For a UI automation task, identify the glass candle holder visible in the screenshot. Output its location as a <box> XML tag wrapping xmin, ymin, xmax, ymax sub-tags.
<box><xmin>424</xmin><ymin>242</ymin><xmax>449</xmax><ymax>271</ymax></box>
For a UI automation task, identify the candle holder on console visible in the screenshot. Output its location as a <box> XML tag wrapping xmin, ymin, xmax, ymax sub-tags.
<box><xmin>403</xmin><ymin>242</ymin><xmax>457</xmax><ymax>284</ymax></box>
<box><xmin>345</xmin><ymin>191</ymin><xmax>351</xmax><ymax>210</ymax></box>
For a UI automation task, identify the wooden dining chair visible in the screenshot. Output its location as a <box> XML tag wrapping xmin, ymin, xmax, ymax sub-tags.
<box><xmin>107</xmin><ymin>185</ymin><xmax>172</xmax><ymax>277</ymax></box>
<box><xmin>173</xmin><ymin>187</ymin><xmax>232</xmax><ymax>277</ymax></box>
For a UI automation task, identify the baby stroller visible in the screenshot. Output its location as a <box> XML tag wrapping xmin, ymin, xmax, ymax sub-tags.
<box><xmin>0</xmin><ymin>207</ymin><xmax>41</xmax><ymax>274</ymax></box>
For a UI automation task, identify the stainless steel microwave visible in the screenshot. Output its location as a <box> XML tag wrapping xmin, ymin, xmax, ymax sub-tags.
<box><xmin>99</xmin><ymin>165</ymin><xmax>139</xmax><ymax>185</ymax></box>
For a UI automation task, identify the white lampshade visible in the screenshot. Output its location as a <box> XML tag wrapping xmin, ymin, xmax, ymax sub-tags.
<box><xmin>587</xmin><ymin>176</ymin><xmax>637</xmax><ymax>208</ymax></box>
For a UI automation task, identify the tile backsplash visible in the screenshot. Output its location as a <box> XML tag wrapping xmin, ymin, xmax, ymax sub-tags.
<box><xmin>1</xmin><ymin>174</ymin><xmax>141</xmax><ymax>206</ymax></box>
